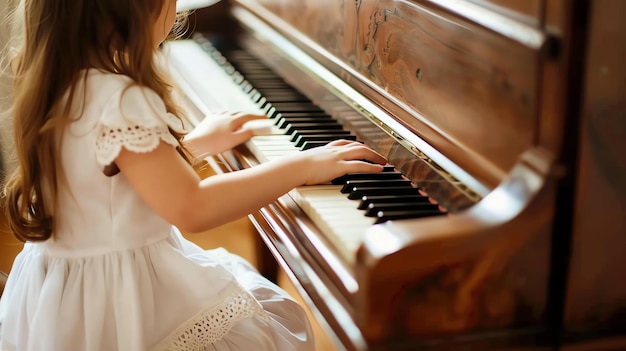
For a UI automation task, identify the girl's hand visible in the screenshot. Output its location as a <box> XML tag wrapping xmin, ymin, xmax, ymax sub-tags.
<box><xmin>116</xmin><ymin>137</ymin><xmax>388</xmax><ymax>232</ymax></box>
<box><xmin>295</xmin><ymin>139</ymin><xmax>388</xmax><ymax>185</ymax></box>
<box><xmin>183</xmin><ymin>111</ymin><xmax>268</xmax><ymax>159</ymax></box>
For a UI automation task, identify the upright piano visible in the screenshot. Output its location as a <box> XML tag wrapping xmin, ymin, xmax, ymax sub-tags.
<box><xmin>166</xmin><ymin>1</ymin><xmax>626</xmax><ymax>350</ymax></box>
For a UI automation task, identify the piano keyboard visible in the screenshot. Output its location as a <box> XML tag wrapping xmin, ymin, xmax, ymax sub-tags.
<box><xmin>166</xmin><ymin>38</ymin><xmax>446</xmax><ymax>262</ymax></box>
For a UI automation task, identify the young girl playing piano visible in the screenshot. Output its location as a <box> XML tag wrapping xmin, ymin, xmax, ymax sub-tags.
<box><xmin>0</xmin><ymin>0</ymin><xmax>387</xmax><ymax>349</ymax></box>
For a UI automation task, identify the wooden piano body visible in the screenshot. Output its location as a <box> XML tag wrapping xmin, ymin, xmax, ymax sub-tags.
<box><xmin>167</xmin><ymin>0</ymin><xmax>626</xmax><ymax>350</ymax></box>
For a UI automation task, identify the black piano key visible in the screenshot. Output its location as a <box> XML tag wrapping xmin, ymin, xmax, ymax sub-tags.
<box><xmin>277</xmin><ymin>117</ymin><xmax>337</xmax><ymax>129</ymax></box>
<box><xmin>247</xmin><ymin>81</ymin><xmax>292</xmax><ymax>89</ymax></box>
<box><xmin>248</xmin><ymin>84</ymin><xmax>290</xmax><ymax>91</ymax></box>
<box><xmin>364</xmin><ymin>202</ymin><xmax>440</xmax><ymax>217</ymax></box>
<box><xmin>381</xmin><ymin>166</ymin><xmax>397</xmax><ymax>172</ymax></box>
<box><xmin>301</xmin><ymin>141</ymin><xmax>333</xmax><ymax>150</ymax></box>
<box><xmin>242</xmin><ymin>80</ymin><xmax>286</xmax><ymax>88</ymax></box>
<box><xmin>228</xmin><ymin>60</ymin><xmax>266</xmax><ymax>67</ymax></box>
<box><xmin>285</xmin><ymin>123</ymin><xmax>344</xmax><ymax>135</ymax></box>
<box><xmin>295</xmin><ymin>134</ymin><xmax>357</xmax><ymax>148</ymax></box>
<box><xmin>237</xmin><ymin>68</ymin><xmax>279</xmax><ymax>74</ymax></box>
<box><xmin>340</xmin><ymin>179</ymin><xmax>412</xmax><ymax>193</ymax></box>
<box><xmin>256</xmin><ymin>90</ymin><xmax>299</xmax><ymax>99</ymax></box>
<box><xmin>284</xmin><ymin>121</ymin><xmax>341</xmax><ymax>129</ymax></box>
<box><xmin>268</xmin><ymin>102</ymin><xmax>325</xmax><ymax>113</ymax></box>
<box><xmin>258</xmin><ymin>91</ymin><xmax>297</xmax><ymax>101</ymax></box>
<box><xmin>228</xmin><ymin>59</ymin><xmax>267</xmax><ymax>67</ymax></box>
<box><xmin>268</xmin><ymin>101</ymin><xmax>326</xmax><ymax>115</ymax></box>
<box><xmin>277</xmin><ymin>116</ymin><xmax>335</xmax><ymax>123</ymax></box>
<box><xmin>301</xmin><ymin>138</ymin><xmax>361</xmax><ymax>150</ymax></box>
<box><xmin>259</xmin><ymin>100</ymin><xmax>317</xmax><ymax>112</ymax></box>
<box><xmin>347</xmin><ymin>186</ymin><xmax>421</xmax><ymax>200</ymax></box>
<box><xmin>262</xmin><ymin>92</ymin><xmax>308</xmax><ymax>100</ymax></box>
<box><xmin>252</xmin><ymin>91</ymin><xmax>307</xmax><ymax>103</ymax></box>
<box><xmin>274</xmin><ymin>112</ymin><xmax>330</xmax><ymax>119</ymax></box>
<box><xmin>228</xmin><ymin>58</ymin><xmax>266</xmax><ymax>65</ymax></box>
<box><xmin>270</xmin><ymin>101</ymin><xmax>320</xmax><ymax>108</ymax></box>
<box><xmin>331</xmin><ymin>171</ymin><xmax>404</xmax><ymax>185</ymax></box>
<box><xmin>357</xmin><ymin>194</ymin><xmax>431</xmax><ymax>210</ymax></box>
<box><xmin>238</xmin><ymin>72</ymin><xmax>276</xmax><ymax>79</ymax></box>
<box><xmin>288</xmin><ymin>130</ymin><xmax>350</xmax><ymax>142</ymax></box>
<box><xmin>266</xmin><ymin>107</ymin><xmax>330</xmax><ymax>119</ymax></box>
<box><xmin>237</xmin><ymin>73</ymin><xmax>280</xmax><ymax>80</ymax></box>
<box><xmin>375</xmin><ymin>209</ymin><xmax>447</xmax><ymax>224</ymax></box>
<box><xmin>230</xmin><ymin>63</ymin><xmax>268</xmax><ymax>70</ymax></box>
<box><xmin>230</xmin><ymin>65</ymin><xmax>269</xmax><ymax>72</ymax></box>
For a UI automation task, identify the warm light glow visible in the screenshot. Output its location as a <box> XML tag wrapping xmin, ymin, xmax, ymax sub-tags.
<box><xmin>364</xmin><ymin>225</ymin><xmax>404</xmax><ymax>256</ymax></box>
<box><xmin>176</xmin><ymin>0</ymin><xmax>222</xmax><ymax>12</ymax></box>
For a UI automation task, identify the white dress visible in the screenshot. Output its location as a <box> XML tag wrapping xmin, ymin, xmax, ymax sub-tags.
<box><xmin>0</xmin><ymin>70</ymin><xmax>315</xmax><ymax>351</ymax></box>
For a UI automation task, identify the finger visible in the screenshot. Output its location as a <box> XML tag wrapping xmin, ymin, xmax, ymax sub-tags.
<box><xmin>231</xmin><ymin>113</ymin><xmax>269</xmax><ymax>128</ymax></box>
<box><xmin>207</xmin><ymin>109</ymin><xmax>228</xmax><ymax>114</ymax></box>
<box><xmin>231</xmin><ymin>111</ymin><xmax>267</xmax><ymax>119</ymax></box>
<box><xmin>230</xmin><ymin>128</ymin><xmax>256</xmax><ymax>144</ymax></box>
<box><xmin>341</xmin><ymin>160</ymin><xmax>386</xmax><ymax>174</ymax></box>
<box><xmin>326</xmin><ymin>139</ymin><xmax>360</xmax><ymax>147</ymax></box>
<box><xmin>341</xmin><ymin>145</ymin><xmax>387</xmax><ymax>164</ymax></box>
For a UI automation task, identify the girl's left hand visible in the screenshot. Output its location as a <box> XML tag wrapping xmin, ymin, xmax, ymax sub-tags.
<box><xmin>183</xmin><ymin>111</ymin><xmax>267</xmax><ymax>159</ymax></box>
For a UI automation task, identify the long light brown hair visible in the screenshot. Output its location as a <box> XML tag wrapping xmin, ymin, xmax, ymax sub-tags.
<box><xmin>2</xmin><ymin>0</ymin><xmax>190</xmax><ymax>242</ymax></box>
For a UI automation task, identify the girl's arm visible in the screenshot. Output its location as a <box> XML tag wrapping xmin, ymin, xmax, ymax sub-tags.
<box><xmin>115</xmin><ymin>139</ymin><xmax>386</xmax><ymax>233</ymax></box>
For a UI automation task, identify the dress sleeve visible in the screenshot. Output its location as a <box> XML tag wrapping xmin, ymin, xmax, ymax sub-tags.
<box><xmin>94</xmin><ymin>84</ymin><xmax>187</xmax><ymax>168</ymax></box>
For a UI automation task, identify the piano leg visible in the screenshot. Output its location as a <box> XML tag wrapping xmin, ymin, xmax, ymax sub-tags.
<box><xmin>255</xmin><ymin>234</ymin><xmax>279</xmax><ymax>283</ymax></box>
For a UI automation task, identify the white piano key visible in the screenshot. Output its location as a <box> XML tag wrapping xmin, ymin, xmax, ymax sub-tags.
<box><xmin>290</xmin><ymin>186</ymin><xmax>375</xmax><ymax>261</ymax></box>
<box><xmin>166</xmin><ymin>40</ymin><xmax>265</xmax><ymax>117</ymax></box>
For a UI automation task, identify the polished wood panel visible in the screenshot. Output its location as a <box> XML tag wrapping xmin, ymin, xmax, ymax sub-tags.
<box><xmin>467</xmin><ymin>0</ymin><xmax>544</xmax><ymax>25</ymax></box>
<box><xmin>235</xmin><ymin>0</ymin><xmax>549</xmax><ymax>188</ymax></box>
<box><xmin>562</xmin><ymin>0</ymin><xmax>626</xmax><ymax>348</ymax></box>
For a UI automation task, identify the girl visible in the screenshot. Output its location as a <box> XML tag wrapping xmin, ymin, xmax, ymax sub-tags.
<box><xmin>0</xmin><ymin>0</ymin><xmax>387</xmax><ymax>350</ymax></box>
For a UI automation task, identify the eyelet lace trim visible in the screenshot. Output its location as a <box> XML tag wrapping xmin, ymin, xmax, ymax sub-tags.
<box><xmin>156</xmin><ymin>287</ymin><xmax>269</xmax><ymax>351</ymax></box>
<box><xmin>95</xmin><ymin>124</ymin><xmax>179</xmax><ymax>166</ymax></box>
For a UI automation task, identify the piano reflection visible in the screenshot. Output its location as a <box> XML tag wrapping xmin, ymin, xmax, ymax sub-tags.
<box><xmin>166</xmin><ymin>0</ymin><xmax>626</xmax><ymax>350</ymax></box>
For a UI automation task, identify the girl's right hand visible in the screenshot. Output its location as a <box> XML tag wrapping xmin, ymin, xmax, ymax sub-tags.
<box><xmin>116</xmin><ymin>137</ymin><xmax>388</xmax><ymax>233</ymax></box>
<box><xmin>296</xmin><ymin>139</ymin><xmax>388</xmax><ymax>185</ymax></box>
